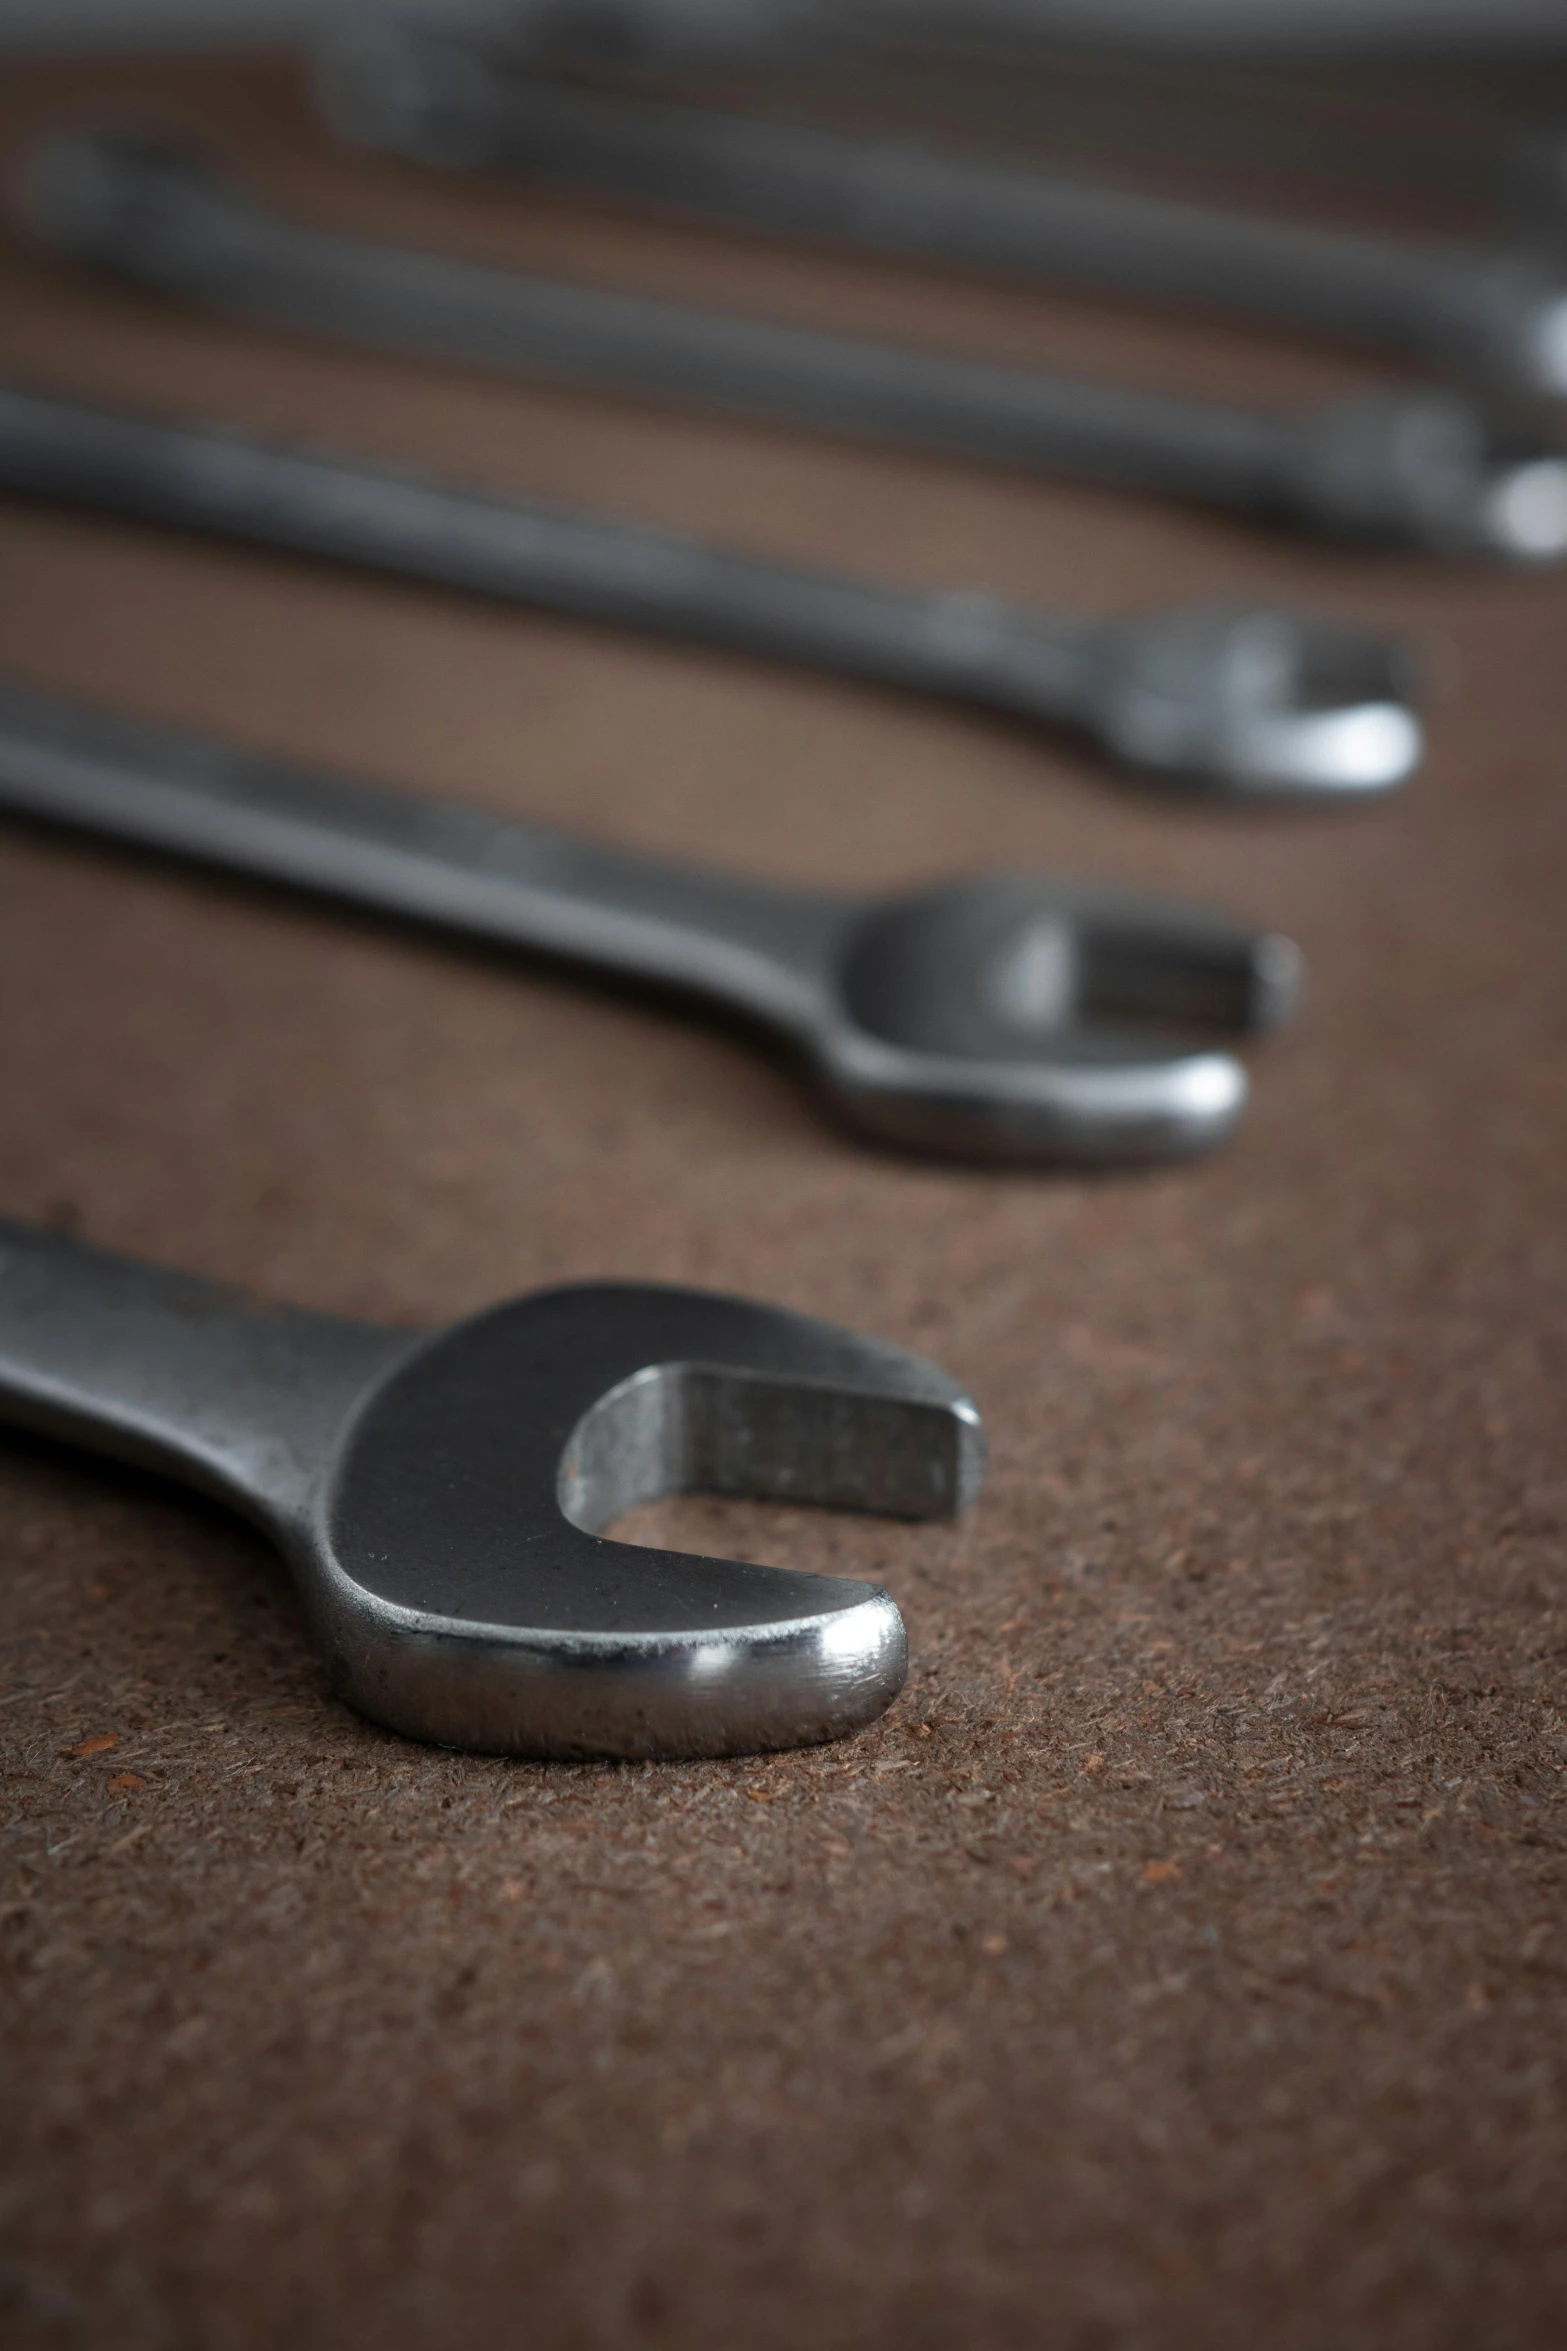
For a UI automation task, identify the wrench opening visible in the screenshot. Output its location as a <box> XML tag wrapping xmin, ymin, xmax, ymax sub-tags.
<box><xmin>558</xmin><ymin>1360</ymin><xmax>980</xmax><ymax>1537</ymax></box>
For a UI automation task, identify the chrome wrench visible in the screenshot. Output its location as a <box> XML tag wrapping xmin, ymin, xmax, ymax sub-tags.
<box><xmin>22</xmin><ymin>125</ymin><xmax>1567</xmax><ymax>572</ymax></box>
<box><xmin>0</xmin><ymin>672</ymin><xmax>1300</xmax><ymax>1166</ymax></box>
<box><xmin>0</xmin><ymin>1219</ymin><xmax>984</xmax><ymax>1757</ymax></box>
<box><xmin>0</xmin><ymin>374</ymin><xmax>1422</xmax><ymax>800</ymax></box>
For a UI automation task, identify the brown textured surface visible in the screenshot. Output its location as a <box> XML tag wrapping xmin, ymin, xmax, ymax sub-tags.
<box><xmin>2</xmin><ymin>54</ymin><xmax>1567</xmax><ymax>2351</ymax></box>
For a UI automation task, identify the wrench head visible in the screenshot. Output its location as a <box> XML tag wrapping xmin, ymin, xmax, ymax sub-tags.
<box><xmin>306</xmin><ymin>1283</ymin><xmax>982</xmax><ymax>1760</ymax></box>
<box><xmin>812</xmin><ymin>871</ymin><xmax>1300</xmax><ymax>1165</ymax></box>
<box><xmin>1091</xmin><ymin>604</ymin><xmax>1422</xmax><ymax>801</ymax></box>
<box><xmin>1296</xmin><ymin>393</ymin><xmax>1567</xmax><ymax>564</ymax></box>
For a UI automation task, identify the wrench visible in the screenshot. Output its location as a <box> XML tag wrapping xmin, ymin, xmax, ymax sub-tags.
<box><xmin>0</xmin><ymin>672</ymin><xmax>1300</xmax><ymax>1166</ymax></box>
<box><xmin>0</xmin><ymin>1218</ymin><xmax>984</xmax><ymax>1755</ymax></box>
<box><xmin>314</xmin><ymin>29</ymin><xmax>1567</xmax><ymax>405</ymax></box>
<box><xmin>0</xmin><ymin>376</ymin><xmax>1422</xmax><ymax>802</ymax></box>
<box><xmin>21</xmin><ymin>125</ymin><xmax>1565</xmax><ymax>576</ymax></box>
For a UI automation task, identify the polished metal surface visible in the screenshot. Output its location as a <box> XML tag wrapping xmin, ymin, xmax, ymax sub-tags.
<box><xmin>0</xmin><ymin>672</ymin><xmax>1300</xmax><ymax>1165</ymax></box>
<box><xmin>0</xmin><ymin>1219</ymin><xmax>985</xmax><ymax>1755</ymax></box>
<box><xmin>23</xmin><ymin>125</ymin><xmax>1567</xmax><ymax>574</ymax></box>
<box><xmin>0</xmin><ymin>367</ymin><xmax>1422</xmax><ymax>801</ymax></box>
<box><xmin>315</xmin><ymin>29</ymin><xmax>1567</xmax><ymax>404</ymax></box>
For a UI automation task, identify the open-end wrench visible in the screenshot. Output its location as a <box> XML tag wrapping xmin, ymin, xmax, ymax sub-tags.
<box><xmin>21</xmin><ymin>126</ymin><xmax>1565</xmax><ymax>577</ymax></box>
<box><xmin>0</xmin><ymin>378</ymin><xmax>1422</xmax><ymax>803</ymax></box>
<box><xmin>0</xmin><ymin>673</ymin><xmax>1300</xmax><ymax>1166</ymax></box>
<box><xmin>0</xmin><ymin>1219</ymin><xmax>984</xmax><ymax>1755</ymax></box>
<box><xmin>314</xmin><ymin>29</ymin><xmax>1567</xmax><ymax>406</ymax></box>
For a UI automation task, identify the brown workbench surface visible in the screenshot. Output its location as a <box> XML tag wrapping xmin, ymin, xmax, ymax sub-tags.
<box><xmin>2</xmin><ymin>54</ymin><xmax>1565</xmax><ymax>2351</ymax></box>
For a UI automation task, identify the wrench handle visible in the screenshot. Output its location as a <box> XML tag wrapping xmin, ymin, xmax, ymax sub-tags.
<box><xmin>327</xmin><ymin>45</ymin><xmax>1510</xmax><ymax>381</ymax></box>
<box><xmin>0</xmin><ymin>670</ymin><xmax>842</xmax><ymax>1040</ymax></box>
<box><xmin>0</xmin><ymin>373</ymin><xmax>1096</xmax><ymax>728</ymax></box>
<box><xmin>19</xmin><ymin>129</ymin><xmax>1290</xmax><ymax>515</ymax></box>
<box><xmin>0</xmin><ymin>1219</ymin><xmax>405</xmax><ymax>1524</ymax></box>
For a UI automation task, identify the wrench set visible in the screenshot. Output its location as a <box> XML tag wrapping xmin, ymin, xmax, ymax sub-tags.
<box><xmin>23</xmin><ymin>128</ymin><xmax>1563</xmax><ymax>566</ymax></box>
<box><xmin>1</xmin><ymin>44</ymin><xmax>1557</xmax><ymax>1758</ymax></box>
<box><xmin>322</xmin><ymin>26</ymin><xmax>1567</xmax><ymax>404</ymax></box>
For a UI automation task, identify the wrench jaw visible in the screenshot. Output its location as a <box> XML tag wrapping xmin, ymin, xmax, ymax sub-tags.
<box><xmin>1289</xmin><ymin>393</ymin><xmax>1567</xmax><ymax>563</ymax></box>
<box><xmin>1086</xmin><ymin>605</ymin><xmax>1422</xmax><ymax>802</ymax></box>
<box><xmin>298</xmin><ymin>1283</ymin><xmax>980</xmax><ymax>1760</ymax></box>
<box><xmin>810</xmin><ymin>1032</ymin><xmax>1250</xmax><ymax>1169</ymax></box>
<box><xmin>1434</xmin><ymin>261</ymin><xmax>1567</xmax><ymax>404</ymax></box>
<box><xmin>1475</xmin><ymin>453</ymin><xmax>1567</xmax><ymax>563</ymax></box>
<box><xmin>301</xmin><ymin>1572</ymin><xmax>910</xmax><ymax>1763</ymax></box>
<box><xmin>1522</xmin><ymin>293</ymin><xmax>1567</xmax><ymax>402</ymax></box>
<box><xmin>815</xmin><ymin>872</ymin><xmax>1297</xmax><ymax>1166</ymax></box>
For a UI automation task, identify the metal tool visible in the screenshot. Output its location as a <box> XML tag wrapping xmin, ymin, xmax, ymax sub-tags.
<box><xmin>315</xmin><ymin>28</ymin><xmax>1567</xmax><ymax>404</ymax></box>
<box><xmin>20</xmin><ymin>127</ymin><xmax>1564</xmax><ymax>580</ymax></box>
<box><xmin>0</xmin><ymin>673</ymin><xmax>1300</xmax><ymax>1165</ymax></box>
<box><xmin>750</xmin><ymin>39</ymin><xmax>1567</xmax><ymax>263</ymax></box>
<box><xmin>0</xmin><ymin>1217</ymin><xmax>985</xmax><ymax>1755</ymax></box>
<box><xmin>0</xmin><ymin>371</ymin><xmax>1424</xmax><ymax>804</ymax></box>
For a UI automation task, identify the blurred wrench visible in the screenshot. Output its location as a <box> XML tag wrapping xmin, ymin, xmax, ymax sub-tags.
<box><xmin>0</xmin><ymin>1219</ymin><xmax>984</xmax><ymax>1756</ymax></box>
<box><xmin>0</xmin><ymin>672</ymin><xmax>1300</xmax><ymax>1165</ymax></box>
<box><xmin>21</xmin><ymin>125</ymin><xmax>1563</xmax><ymax>577</ymax></box>
<box><xmin>0</xmin><ymin>374</ymin><xmax>1422</xmax><ymax>803</ymax></box>
<box><xmin>315</xmin><ymin>28</ymin><xmax>1567</xmax><ymax>404</ymax></box>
